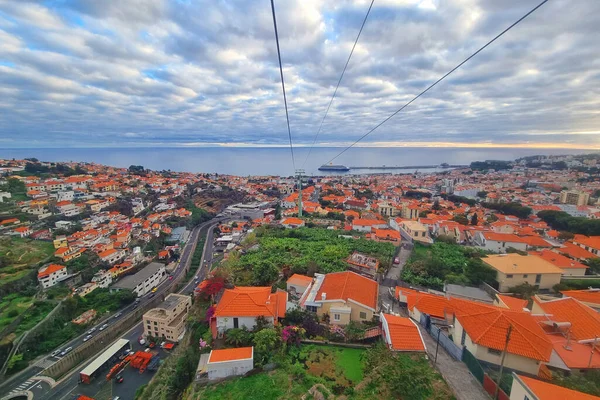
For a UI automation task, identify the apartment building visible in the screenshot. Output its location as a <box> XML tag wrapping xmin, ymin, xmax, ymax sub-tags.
<box><xmin>143</xmin><ymin>293</ymin><xmax>191</xmax><ymax>342</ymax></box>
<box><xmin>559</xmin><ymin>190</ymin><xmax>589</xmax><ymax>206</ymax></box>
<box><xmin>483</xmin><ymin>254</ymin><xmax>563</xmax><ymax>292</ymax></box>
<box><xmin>111</xmin><ymin>262</ymin><xmax>167</xmax><ymax>297</ymax></box>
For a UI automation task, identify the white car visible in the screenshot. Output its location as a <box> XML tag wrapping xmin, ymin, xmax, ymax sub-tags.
<box><xmin>99</xmin><ymin>323</ymin><xmax>108</xmax><ymax>331</ymax></box>
<box><xmin>60</xmin><ymin>347</ymin><xmax>72</xmax><ymax>356</ymax></box>
<box><xmin>114</xmin><ymin>312</ymin><xmax>122</xmax><ymax>319</ymax></box>
<box><xmin>87</xmin><ymin>327</ymin><xmax>96</xmax><ymax>334</ymax></box>
<box><xmin>83</xmin><ymin>334</ymin><xmax>93</xmax><ymax>342</ymax></box>
<box><xmin>50</xmin><ymin>350</ymin><xmax>61</xmax><ymax>358</ymax></box>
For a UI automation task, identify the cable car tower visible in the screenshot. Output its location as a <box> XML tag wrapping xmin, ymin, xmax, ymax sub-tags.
<box><xmin>295</xmin><ymin>169</ymin><xmax>305</xmax><ymax>218</ymax></box>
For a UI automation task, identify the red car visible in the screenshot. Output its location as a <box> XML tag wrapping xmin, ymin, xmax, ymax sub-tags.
<box><xmin>116</xmin><ymin>375</ymin><xmax>124</xmax><ymax>383</ymax></box>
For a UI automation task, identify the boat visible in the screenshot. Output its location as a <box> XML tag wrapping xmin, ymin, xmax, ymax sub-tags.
<box><xmin>318</xmin><ymin>164</ymin><xmax>350</xmax><ymax>172</ymax></box>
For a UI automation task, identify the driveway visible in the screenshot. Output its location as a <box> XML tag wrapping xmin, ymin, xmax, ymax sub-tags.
<box><xmin>378</xmin><ymin>242</ymin><xmax>411</xmax><ymax>314</ymax></box>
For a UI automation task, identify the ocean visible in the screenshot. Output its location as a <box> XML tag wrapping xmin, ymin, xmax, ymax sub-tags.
<box><xmin>0</xmin><ymin>147</ymin><xmax>592</xmax><ymax>177</ymax></box>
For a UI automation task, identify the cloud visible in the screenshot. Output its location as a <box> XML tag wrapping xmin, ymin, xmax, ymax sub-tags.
<box><xmin>0</xmin><ymin>0</ymin><xmax>598</xmax><ymax>151</ymax></box>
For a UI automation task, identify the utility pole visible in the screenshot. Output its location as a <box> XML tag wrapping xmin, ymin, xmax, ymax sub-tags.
<box><xmin>495</xmin><ymin>324</ymin><xmax>512</xmax><ymax>400</ymax></box>
<box><xmin>434</xmin><ymin>326</ymin><xmax>441</xmax><ymax>365</ymax></box>
<box><xmin>295</xmin><ymin>169</ymin><xmax>304</xmax><ymax>218</ymax></box>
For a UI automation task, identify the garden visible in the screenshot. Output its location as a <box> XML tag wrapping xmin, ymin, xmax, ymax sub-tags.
<box><xmin>221</xmin><ymin>226</ymin><xmax>396</xmax><ymax>286</ymax></box>
<box><xmin>401</xmin><ymin>242</ymin><xmax>496</xmax><ymax>290</ymax></box>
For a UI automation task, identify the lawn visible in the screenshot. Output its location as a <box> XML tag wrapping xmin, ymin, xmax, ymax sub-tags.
<box><xmin>335</xmin><ymin>347</ymin><xmax>364</xmax><ymax>382</ymax></box>
<box><xmin>0</xmin><ymin>237</ymin><xmax>55</xmax><ymax>283</ymax></box>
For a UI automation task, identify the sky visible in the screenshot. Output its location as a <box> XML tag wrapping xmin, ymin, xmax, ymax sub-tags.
<box><xmin>0</xmin><ymin>0</ymin><xmax>599</xmax><ymax>149</ymax></box>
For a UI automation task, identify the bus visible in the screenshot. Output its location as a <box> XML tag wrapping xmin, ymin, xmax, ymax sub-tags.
<box><xmin>79</xmin><ymin>338</ymin><xmax>131</xmax><ymax>384</ymax></box>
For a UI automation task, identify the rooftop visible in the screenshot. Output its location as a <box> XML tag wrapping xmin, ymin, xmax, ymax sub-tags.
<box><xmin>381</xmin><ymin>313</ymin><xmax>426</xmax><ymax>352</ymax></box>
<box><xmin>208</xmin><ymin>347</ymin><xmax>253</xmax><ymax>363</ymax></box>
<box><xmin>514</xmin><ymin>374</ymin><xmax>600</xmax><ymax>400</ymax></box>
<box><xmin>112</xmin><ymin>262</ymin><xmax>165</xmax><ymax>290</ymax></box>
<box><xmin>483</xmin><ymin>254</ymin><xmax>563</xmax><ymax>275</ymax></box>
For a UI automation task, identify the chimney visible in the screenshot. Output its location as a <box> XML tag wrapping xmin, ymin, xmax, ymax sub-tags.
<box><xmin>321</xmin><ymin>292</ymin><xmax>326</xmax><ymax>301</ymax></box>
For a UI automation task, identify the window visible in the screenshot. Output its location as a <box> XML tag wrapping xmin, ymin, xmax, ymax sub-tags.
<box><xmin>535</xmin><ymin>274</ymin><xmax>541</xmax><ymax>284</ymax></box>
<box><xmin>488</xmin><ymin>348</ymin><xmax>501</xmax><ymax>356</ymax></box>
<box><xmin>506</xmin><ymin>274</ymin><xmax>513</xmax><ymax>278</ymax></box>
<box><xmin>359</xmin><ymin>312</ymin><xmax>367</xmax><ymax>319</ymax></box>
<box><xmin>306</xmin><ymin>305</ymin><xmax>317</xmax><ymax>313</ymax></box>
<box><xmin>334</xmin><ymin>313</ymin><xmax>341</xmax><ymax>321</ymax></box>
<box><xmin>523</xmin><ymin>274</ymin><xmax>528</xmax><ymax>278</ymax></box>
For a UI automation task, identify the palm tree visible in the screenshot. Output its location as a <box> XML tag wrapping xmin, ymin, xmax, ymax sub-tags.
<box><xmin>225</xmin><ymin>328</ymin><xmax>245</xmax><ymax>346</ymax></box>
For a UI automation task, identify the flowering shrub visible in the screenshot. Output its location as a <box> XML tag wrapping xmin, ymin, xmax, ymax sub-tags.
<box><xmin>199</xmin><ymin>338</ymin><xmax>209</xmax><ymax>349</ymax></box>
<box><xmin>329</xmin><ymin>324</ymin><xmax>346</xmax><ymax>342</ymax></box>
<box><xmin>205</xmin><ymin>305</ymin><xmax>215</xmax><ymax>322</ymax></box>
<box><xmin>282</xmin><ymin>325</ymin><xmax>305</xmax><ymax>346</ymax></box>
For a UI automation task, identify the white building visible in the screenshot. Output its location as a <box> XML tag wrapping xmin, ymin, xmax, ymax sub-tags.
<box><xmin>38</xmin><ymin>264</ymin><xmax>68</xmax><ymax>289</ymax></box>
<box><xmin>111</xmin><ymin>262</ymin><xmax>167</xmax><ymax>297</ymax></box>
<box><xmin>206</xmin><ymin>347</ymin><xmax>254</xmax><ymax>380</ymax></box>
<box><xmin>91</xmin><ymin>270</ymin><xmax>113</xmax><ymax>288</ymax></box>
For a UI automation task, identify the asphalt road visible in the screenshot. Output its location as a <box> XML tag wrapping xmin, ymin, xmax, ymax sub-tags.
<box><xmin>1</xmin><ymin>217</ymin><xmax>224</xmax><ymax>400</ymax></box>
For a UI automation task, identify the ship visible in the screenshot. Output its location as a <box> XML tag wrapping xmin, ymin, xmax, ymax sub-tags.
<box><xmin>318</xmin><ymin>164</ymin><xmax>350</xmax><ymax>172</ymax></box>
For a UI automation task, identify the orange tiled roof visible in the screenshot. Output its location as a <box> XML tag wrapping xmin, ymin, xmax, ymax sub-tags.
<box><xmin>496</xmin><ymin>294</ymin><xmax>528</xmax><ymax>311</ymax></box>
<box><xmin>353</xmin><ymin>219</ymin><xmax>386</xmax><ymax>226</ymax></box>
<box><xmin>559</xmin><ymin>242</ymin><xmax>597</xmax><ymax>260</ymax></box>
<box><xmin>529</xmin><ymin>250</ymin><xmax>587</xmax><ymax>270</ymax></box>
<box><xmin>282</xmin><ymin>217</ymin><xmax>304</xmax><ymax>225</ymax></box>
<box><xmin>287</xmin><ymin>274</ymin><xmax>313</xmax><ymax>286</ymax></box>
<box><xmin>316</xmin><ymin>271</ymin><xmax>378</xmax><ymax>310</ymax></box>
<box><xmin>408</xmin><ymin>292</ymin><xmax>452</xmax><ymax>320</ymax></box>
<box><xmin>560</xmin><ymin>289</ymin><xmax>600</xmax><ymax>306</ymax></box>
<box><xmin>574</xmin><ymin>235</ymin><xmax>600</xmax><ymax>250</ymax></box>
<box><xmin>38</xmin><ymin>263</ymin><xmax>66</xmax><ymax>278</ymax></box>
<box><xmin>451</xmin><ymin>298</ymin><xmax>552</xmax><ymax>362</ymax></box>
<box><xmin>214</xmin><ymin>287</ymin><xmax>276</xmax><ymax>318</ymax></box>
<box><xmin>98</xmin><ymin>248</ymin><xmax>117</xmax><ymax>258</ymax></box>
<box><xmin>382</xmin><ymin>313</ymin><xmax>426</xmax><ymax>352</ymax></box>
<box><xmin>516</xmin><ymin>374</ymin><xmax>600</xmax><ymax>400</ymax></box>
<box><xmin>533</xmin><ymin>297</ymin><xmax>600</xmax><ymax>341</ymax></box>
<box><xmin>208</xmin><ymin>347</ymin><xmax>253</xmax><ymax>363</ymax></box>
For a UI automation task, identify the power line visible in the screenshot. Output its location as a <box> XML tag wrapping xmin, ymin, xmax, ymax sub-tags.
<box><xmin>270</xmin><ymin>0</ymin><xmax>296</xmax><ymax>170</ymax></box>
<box><xmin>302</xmin><ymin>0</ymin><xmax>375</xmax><ymax>168</ymax></box>
<box><xmin>324</xmin><ymin>0</ymin><xmax>550</xmax><ymax>165</ymax></box>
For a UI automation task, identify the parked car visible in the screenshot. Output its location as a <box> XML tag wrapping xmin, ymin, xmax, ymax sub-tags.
<box><xmin>51</xmin><ymin>350</ymin><xmax>61</xmax><ymax>358</ymax></box>
<box><xmin>99</xmin><ymin>323</ymin><xmax>108</xmax><ymax>331</ymax></box>
<box><xmin>83</xmin><ymin>334</ymin><xmax>93</xmax><ymax>342</ymax></box>
<box><xmin>60</xmin><ymin>347</ymin><xmax>72</xmax><ymax>356</ymax></box>
<box><xmin>168</xmin><ymin>275</ymin><xmax>173</xmax><ymax>280</ymax></box>
<box><xmin>133</xmin><ymin>303</ymin><xmax>138</xmax><ymax>309</ymax></box>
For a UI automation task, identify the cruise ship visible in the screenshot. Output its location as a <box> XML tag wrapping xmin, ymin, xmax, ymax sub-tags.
<box><xmin>318</xmin><ymin>164</ymin><xmax>350</xmax><ymax>172</ymax></box>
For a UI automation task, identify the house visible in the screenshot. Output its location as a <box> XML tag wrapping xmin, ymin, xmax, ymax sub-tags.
<box><xmin>13</xmin><ymin>226</ymin><xmax>33</xmax><ymax>238</ymax></box>
<box><xmin>380</xmin><ymin>313</ymin><xmax>426</xmax><ymax>352</ymax></box>
<box><xmin>528</xmin><ymin>250</ymin><xmax>587</xmax><ymax>276</ymax></box>
<box><xmin>213</xmin><ymin>287</ymin><xmax>287</xmax><ymax>338</ymax></box>
<box><xmin>510</xmin><ymin>373</ymin><xmax>600</xmax><ymax>400</ymax></box>
<box><xmin>572</xmin><ymin>235</ymin><xmax>600</xmax><ymax>257</ymax></box>
<box><xmin>398</xmin><ymin>220</ymin><xmax>432</xmax><ymax>244</ymax></box>
<box><xmin>281</xmin><ymin>217</ymin><xmax>305</xmax><ymax>228</ymax></box>
<box><xmin>143</xmin><ymin>294</ymin><xmax>191</xmax><ymax>342</ymax></box>
<box><xmin>74</xmin><ymin>282</ymin><xmax>98</xmax><ymax>297</ymax></box>
<box><xmin>98</xmin><ymin>248</ymin><xmax>125</xmax><ymax>265</ymax></box>
<box><xmin>206</xmin><ymin>347</ymin><xmax>254</xmax><ymax>381</ymax></box>
<box><xmin>38</xmin><ymin>264</ymin><xmax>68</xmax><ymax>289</ymax></box>
<box><xmin>371</xmin><ymin>228</ymin><xmax>401</xmax><ymax>243</ymax></box>
<box><xmin>91</xmin><ymin>270</ymin><xmax>113</xmax><ymax>288</ymax></box>
<box><xmin>54</xmin><ymin>246</ymin><xmax>85</xmax><ymax>262</ymax></box>
<box><xmin>557</xmin><ymin>241</ymin><xmax>597</xmax><ymax>261</ymax></box>
<box><xmin>531</xmin><ymin>296</ymin><xmax>600</xmax><ymax>342</ymax></box>
<box><xmin>346</xmin><ymin>252</ymin><xmax>379</xmax><ymax>278</ymax></box>
<box><xmin>494</xmin><ymin>294</ymin><xmax>528</xmax><ymax>311</ymax></box>
<box><xmin>449</xmin><ymin>298</ymin><xmax>552</xmax><ymax>375</ymax></box>
<box><xmin>300</xmin><ymin>271</ymin><xmax>378</xmax><ymax>325</ymax></box>
<box><xmin>53</xmin><ymin>235</ymin><xmax>68</xmax><ymax>249</ymax></box>
<box><xmin>286</xmin><ymin>274</ymin><xmax>313</xmax><ymax>297</ymax></box>
<box><xmin>351</xmin><ymin>219</ymin><xmax>387</xmax><ymax>233</ymax></box>
<box><xmin>474</xmin><ymin>232</ymin><xmax>528</xmax><ymax>253</ymax></box>
<box><xmin>482</xmin><ymin>254</ymin><xmax>563</xmax><ymax>292</ymax></box>
<box><xmin>407</xmin><ymin>291</ymin><xmax>452</xmax><ymax>322</ymax></box>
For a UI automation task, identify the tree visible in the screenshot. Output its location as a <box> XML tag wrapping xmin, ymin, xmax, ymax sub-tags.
<box><xmin>432</xmin><ymin>200</ymin><xmax>441</xmax><ymax>211</ymax></box>
<box><xmin>470</xmin><ymin>213</ymin><xmax>478</xmax><ymax>225</ymax></box>
<box><xmin>557</xmin><ymin>231</ymin><xmax>575</xmax><ymax>241</ymax></box>
<box><xmin>508</xmin><ymin>283</ymin><xmax>537</xmax><ymax>300</ymax></box>
<box><xmin>476</xmin><ymin>191</ymin><xmax>488</xmax><ymax>198</ymax></box>
<box><xmin>418</xmin><ymin>210</ymin><xmax>428</xmax><ymax>218</ymax></box>
<box><xmin>584</xmin><ymin>258</ymin><xmax>600</xmax><ymax>274</ymax></box>
<box><xmin>253</xmin><ymin>328</ymin><xmax>280</xmax><ymax>365</ymax></box>
<box><xmin>463</xmin><ymin>259</ymin><xmax>496</xmax><ymax>285</ymax></box>
<box><xmin>452</xmin><ymin>214</ymin><xmax>469</xmax><ymax>226</ymax></box>
<box><xmin>225</xmin><ymin>328</ymin><xmax>251</xmax><ymax>346</ymax></box>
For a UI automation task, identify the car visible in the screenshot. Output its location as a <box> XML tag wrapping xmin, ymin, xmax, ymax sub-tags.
<box><xmin>149</xmin><ymin>293</ymin><xmax>155</xmax><ymax>298</ymax></box>
<box><xmin>113</xmin><ymin>397</ymin><xmax>121</xmax><ymax>400</ymax></box>
<box><xmin>116</xmin><ymin>375</ymin><xmax>124</xmax><ymax>383</ymax></box>
<box><xmin>87</xmin><ymin>327</ymin><xmax>96</xmax><ymax>334</ymax></box>
<box><xmin>99</xmin><ymin>323</ymin><xmax>108</xmax><ymax>331</ymax></box>
<box><xmin>60</xmin><ymin>347</ymin><xmax>72</xmax><ymax>356</ymax></box>
<box><xmin>169</xmin><ymin>275</ymin><xmax>173</xmax><ymax>280</ymax></box>
<box><xmin>144</xmin><ymin>348</ymin><xmax>151</xmax><ymax>353</ymax></box>
<box><xmin>114</xmin><ymin>312</ymin><xmax>122</xmax><ymax>319</ymax></box>
<box><xmin>133</xmin><ymin>303</ymin><xmax>138</xmax><ymax>309</ymax></box>
<box><xmin>83</xmin><ymin>334</ymin><xmax>93</xmax><ymax>342</ymax></box>
<box><xmin>51</xmin><ymin>350</ymin><xmax>61</xmax><ymax>358</ymax></box>
<box><xmin>151</xmin><ymin>287</ymin><xmax>158</xmax><ymax>293</ymax></box>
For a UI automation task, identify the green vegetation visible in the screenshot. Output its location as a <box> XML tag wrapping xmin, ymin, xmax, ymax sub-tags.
<box><xmin>13</xmin><ymin>301</ymin><xmax>57</xmax><ymax>336</ymax></box>
<box><xmin>444</xmin><ymin>194</ymin><xmax>477</xmax><ymax>206</ymax></box>
<box><xmin>0</xmin><ymin>178</ymin><xmax>27</xmax><ymax>201</ymax></box>
<box><xmin>558</xmin><ymin>278</ymin><xmax>600</xmax><ymax>290</ymax></box>
<box><xmin>470</xmin><ymin>160</ymin><xmax>512</xmax><ymax>171</ymax></box>
<box><xmin>0</xmin><ymin>236</ymin><xmax>55</xmax><ymax>283</ymax></box>
<box><xmin>538</xmin><ymin>210</ymin><xmax>600</xmax><ymax>236</ymax></box>
<box><xmin>553</xmin><ymin>369</ymin><xmax>600</xmax><ymax>397</ymax></box>
<box><xmin>401</xmin><ymin>242</ymin><xmax>495</xmax><ymax>290</ymax></box>
<box><xmin>0</xmin><ymin>293</ymin><xmax>35</xmax><ymax>332</ymax></box>
<box><xmin>481</xmin><ymin>202</ymin><xmax>532</xmax><ymax>219</ymax></box>
<box><xmin>335</xmin><ymin>347</ymin><xmax>363</xmax><ymax>382</ymax></box>
<box><xmin>223</xmin><ymin>226</ymin><xmax>395</xmax><ymax>286</ymax></box>
<box><xmin>186</xmin><ymin>200</ymin><xmax>212</xmax><ymax>228</ymax></box>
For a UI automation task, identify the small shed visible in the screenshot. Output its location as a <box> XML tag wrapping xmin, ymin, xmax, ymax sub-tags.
<box><xmin>206</xmin><ymin>347</ymin><xmax>254</xmax><ymax>380</ymax></box>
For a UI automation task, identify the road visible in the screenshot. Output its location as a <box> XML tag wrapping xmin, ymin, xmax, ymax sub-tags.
<box><xmin>1</xmin><ymin>218</ymin><xmax>223</xmax><ymax>400</ymax></box>
<box><xmin>378</xmin><ymin>241</ymin><xmax>412</xmax><ymax>315</ymax></box>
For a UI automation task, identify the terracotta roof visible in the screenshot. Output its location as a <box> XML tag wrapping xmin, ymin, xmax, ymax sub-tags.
<box><xmin>373</xmin><ymin>229</ymin><xmax>400</xmax><ymax>240</ymax></box>
<box><xmin>529</xmin><ymin>250</ymin><xmax>587</xmax><ymax>270</ymax></box>
<box><xmin>451</xmin><ymin>298</ymin><xmax>552</xmax><ymax>362</ymax></box>
<box><xmin>282</xmin><ymin>217</ymin><xmax>304</xmax><ymax>225</ymax></box>
<box><xmin>547</xmin><ymin>335</ymin><xmax>600</xmax><ymax>369</ymax></box>
<box><xmin>496</xmin><ymin>294</ymin><xmax>528</xmax><ymax>311</ymax></box>
<box><xmin>381</xmin><ymin>313</ymin><xmax>426</xmax><ymax>352</ymax></box>
<box><xmin>407</xmin><ymin>292</ymin><xmax>452</xmax><ymax>320</ymax></box>
<box><xmin>560</xmin><ymin>289</ymin><xmax>600</xmax><ymax>306</ymax></box>
<box><xmin>533</xmin><ymin>297</ymin><xmax>600</xmax><ymax>341</ymax></box>
<box><xmin>98</xmin><ymin>248</ymin><xmax>118</xmax><ymax>258</ymax></box>
<box><xmin>481</xmin><ymin>232</ymin><xmax>525</xmax><ymax>243</ymax></box>
<box><xmin>208</xmin><ymin>347</ymin><xmax>253</xmax><ymax>363</ymax></box>
<box><xmin>558</xmin><ymin>242</ymin><xmax>597</xmax><ymax>260</ymax></box>
<box><xmin>38</xmin><ymin>264</ymin><xmax>66</xmax><ymax>278</ymax></box>
<box><xmin>574</xmin><ymin>235</ymin><xmax>600</xmax><ymax>251</ymax></box>
<box><xmin>287</xmin><ymin>274</ymin><xmax>313</xmax><ymax>286</ymax></box>
<box><xmin>316</xmin><ymin>271</ymin><xmax>378</xmax><ymax>310</ymax></box>
<box><xmin>516</xmin><ymin>374</ymin><xmax>600</xmax><ymax>400</ymax></box>
<box><xmin>214</xmin><ymin>287</ymin><xmax>277</xmax><ymax>318</ymax></box>
<box><xmin>352</xmin><ymin>219</ymin><xmax>386</xmax><ymax>226</ymax></box>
